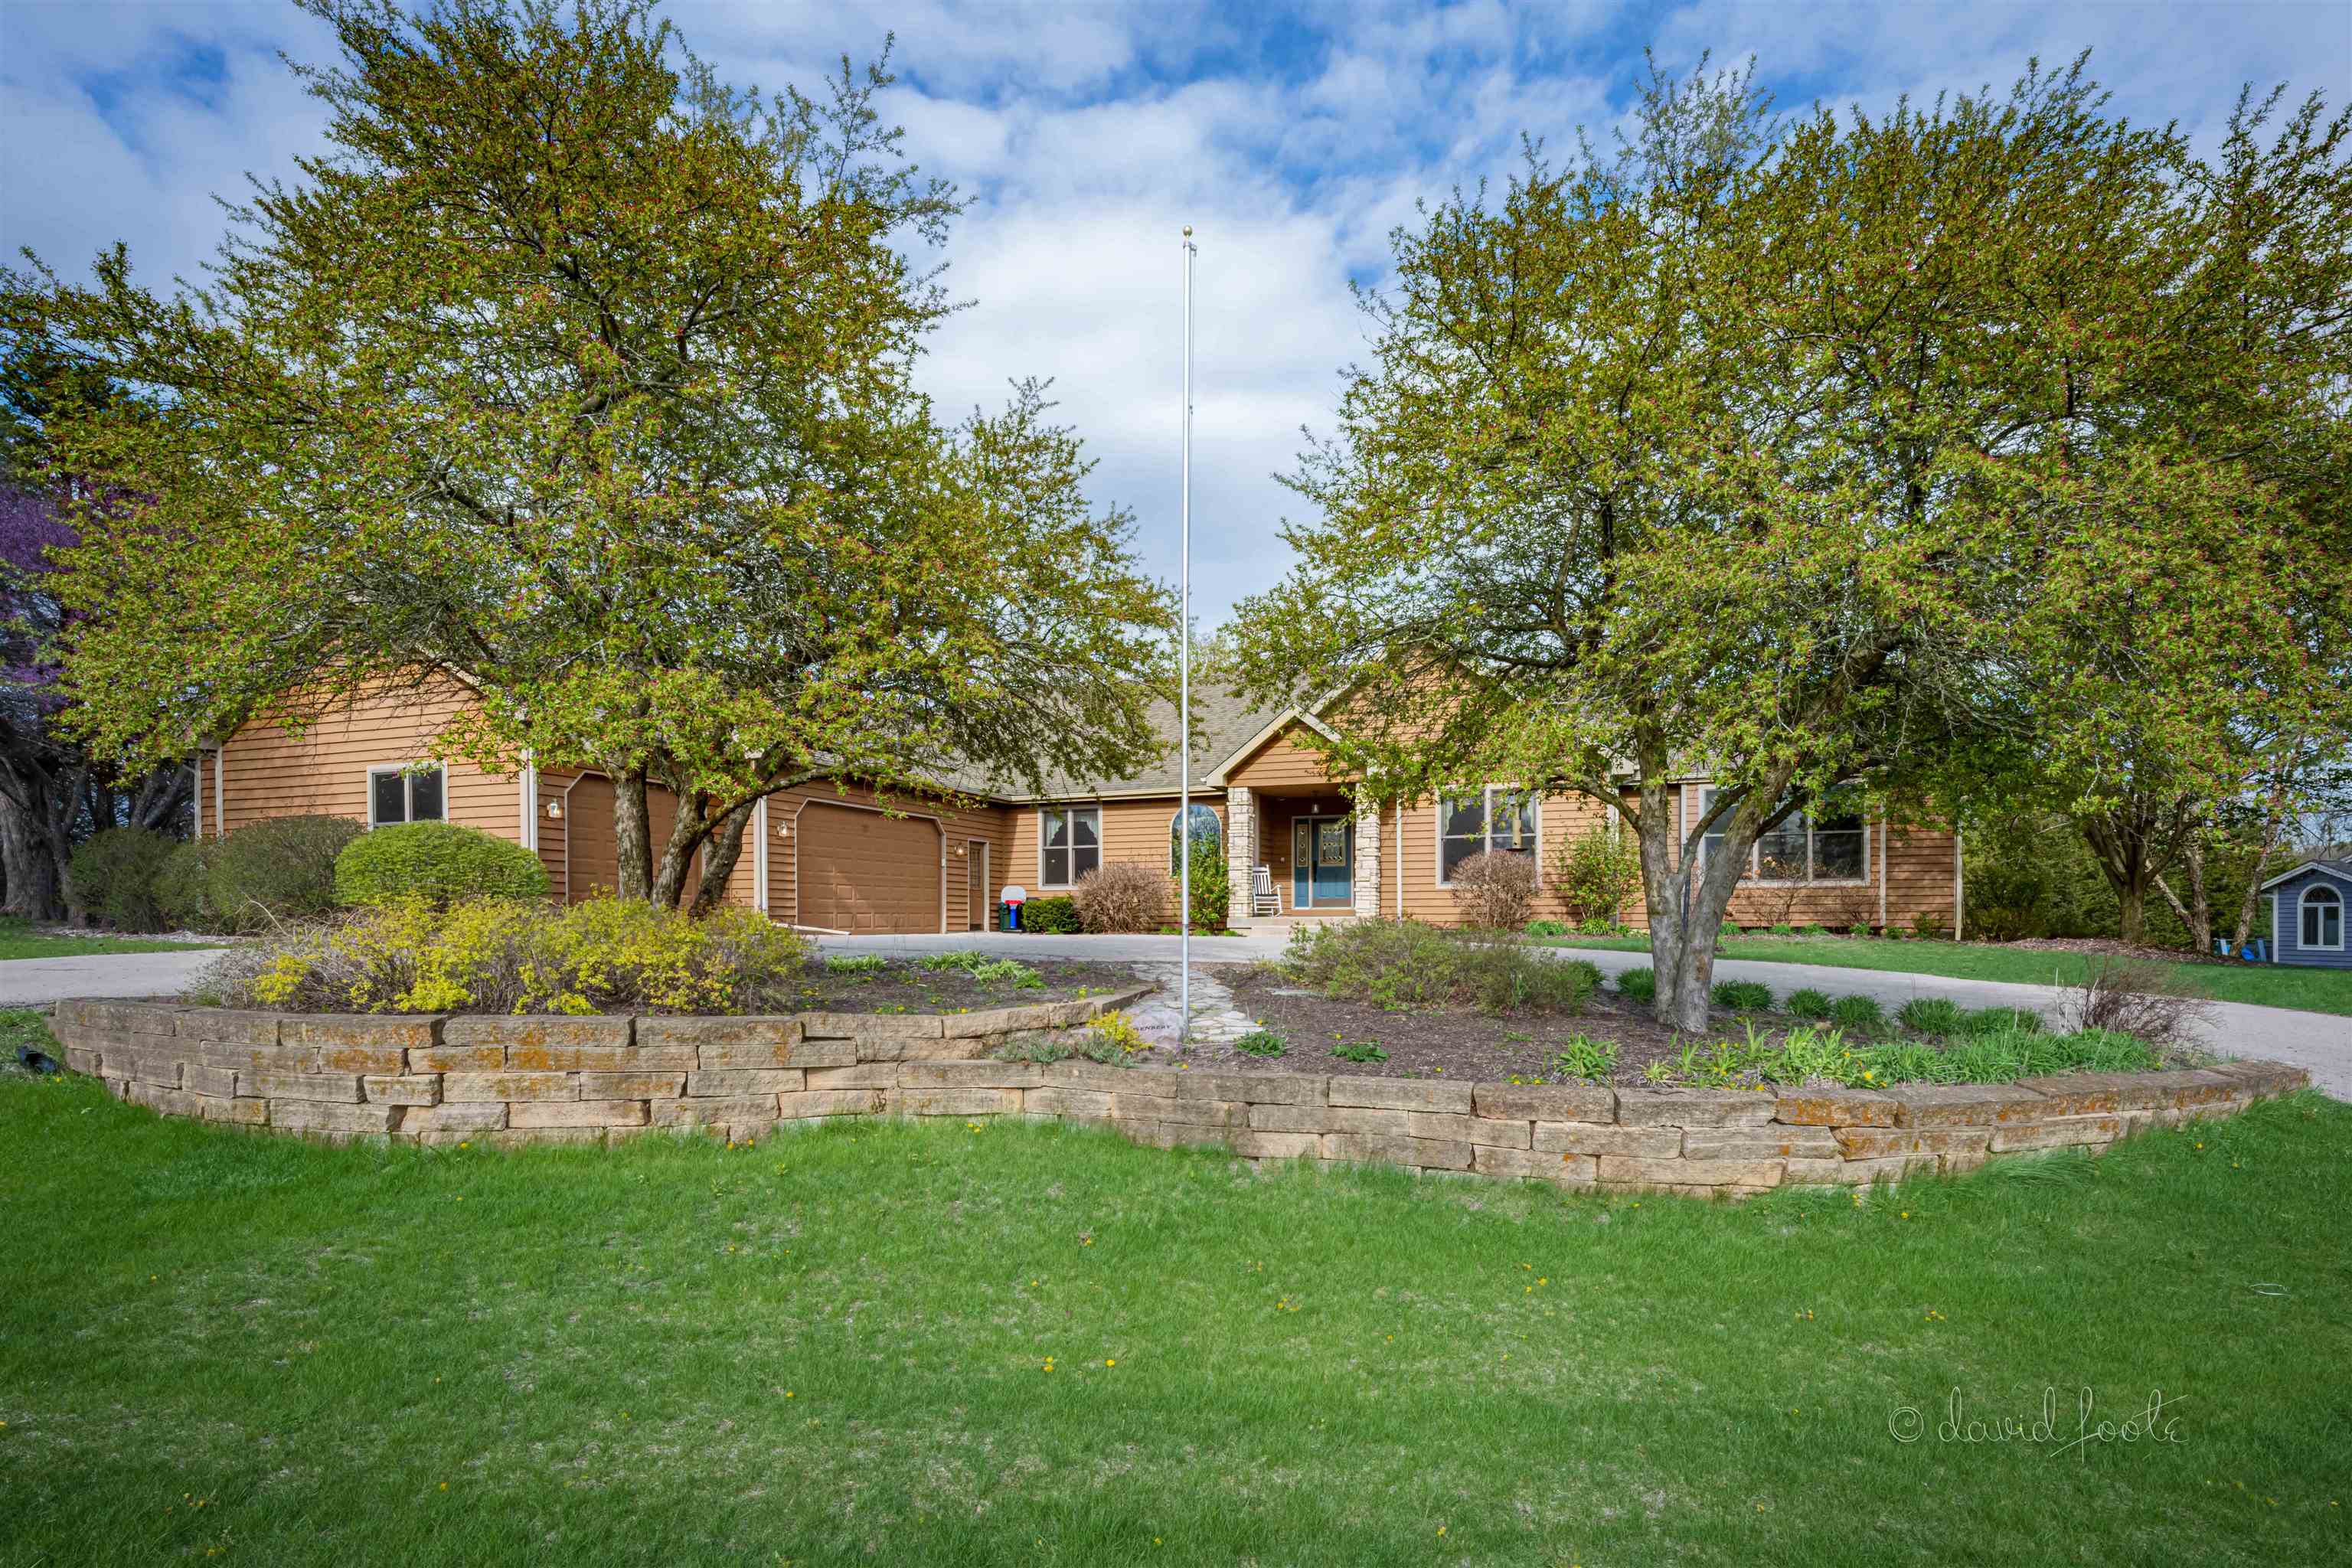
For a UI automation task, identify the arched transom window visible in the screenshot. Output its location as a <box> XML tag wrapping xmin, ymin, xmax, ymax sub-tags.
<box><xmin>1171</xmin><ymin>803</ymin><xmax>1222</xmax><ymax>876</ymax></box>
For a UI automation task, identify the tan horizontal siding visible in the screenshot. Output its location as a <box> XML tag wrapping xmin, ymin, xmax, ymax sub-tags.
<box><xmin>1226</xmin><ymin>726</ymin><xmax>1345</xmax><ymax>789</ymax></box>
<box><xmin>215</xmin><ymin>681</ymin><xmax>521</xmax><ymax>843</ymax></box>
<box><xmin>1008</xmin><ymin>795</ymin><xmax>1228</xmax><ymax>914</ymax></box>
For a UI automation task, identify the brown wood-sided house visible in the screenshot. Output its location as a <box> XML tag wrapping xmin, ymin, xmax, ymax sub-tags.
<box><xmin>191</xmin><ymin>678</ymin><xmax>1963</xmax><ymax>936</ymax></box>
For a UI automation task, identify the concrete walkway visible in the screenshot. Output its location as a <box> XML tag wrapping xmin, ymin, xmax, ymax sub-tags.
<box><xmin>6</xmin><ymin>930</ymin><xmax>2339</xmax><ymax>1098</ymax></box>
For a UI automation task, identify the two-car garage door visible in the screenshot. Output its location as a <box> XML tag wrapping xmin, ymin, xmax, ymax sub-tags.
<box><xmin>795</xmin><ymin>802</ymin><xmax>941</xmax><ymax>933</ymax></box>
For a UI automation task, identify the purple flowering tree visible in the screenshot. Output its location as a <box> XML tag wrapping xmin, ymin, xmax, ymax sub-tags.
<box><xmin>0</xmin><ymin>483</ymin><xmax>188</xmax><ymax>919</ymax></box>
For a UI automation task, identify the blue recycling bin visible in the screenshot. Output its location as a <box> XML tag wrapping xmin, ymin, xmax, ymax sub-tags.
<box><xmin>1001</xmin><ymin>901</ymin><xmax>1022</xmax><ymax>933</ymax></box>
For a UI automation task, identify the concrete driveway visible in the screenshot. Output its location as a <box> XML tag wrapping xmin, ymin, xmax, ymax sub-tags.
<box><xmin>0</xmin><ymin>948</ymin><xmax>222</xmax><ymax>1005</ymax></box>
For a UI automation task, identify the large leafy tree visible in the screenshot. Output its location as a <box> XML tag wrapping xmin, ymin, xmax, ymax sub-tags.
<box><xmin>8</xmin><ymin>0</ymin><xmax>1170</xmax><ymax>910</ymax></box>
<box><xmin>1232</xmin><ymin>60</ymin><xmax>2352</xmax><ymax>1028</ymax></box>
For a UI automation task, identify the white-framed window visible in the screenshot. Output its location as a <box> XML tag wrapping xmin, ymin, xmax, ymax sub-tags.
<box><xmin>1438</xmin><ymin>786</ymin><xmax>1539</xmax><ymax>884</ymax></box>
<box><xmin>1694</xmin><ymin>785</ymin><xmax>1868</xmax><ymax>884</ymax></box>
<box><xmin>2301</xmin><ymin>884</ymin><xmax>2344</xmax><ymax>949</ymax></box>
<box><xmin>1039</xmin><ymin>805</ymin><xmax>1100</xmax><ymax>887</ymax></box>
<box><xmin>1170</xmin><ymin>802</ymin><xmax>1222</xmax><ymax>877</ymax></box>
<box><xmin>368</xmin><ymin>763</ymin><xmax>446</xmax><ymax>827</ymax></box>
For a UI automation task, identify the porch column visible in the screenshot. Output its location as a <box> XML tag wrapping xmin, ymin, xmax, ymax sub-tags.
<box><xmin>1225</xmin><ymin>786</ymin><xmax>1256</xmax><ymax>928</ymax></box>
<box><xmin>1352</xmin><ymin>793</ymin><xmax>1382</xmax><ymax>920</ymax></box>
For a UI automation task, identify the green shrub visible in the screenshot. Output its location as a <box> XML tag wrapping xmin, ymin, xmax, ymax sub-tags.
<box><xmin>1895</xmin><ymin>997</ymin><xmax>1966</xmax><ymax>1035</ymax></box>
<box><xmin>1184</xmin><ymin>835</ymin><xmax>1230</xmax><ymax>933</ymax></box>
<box><xmin>154</xmin><ymin>839</ymin><xmax>220</xmax><ymax>930</ymax></box>
<box><xmin>1233</xmin><ymin>1027</ymin><xmax>1287</xmax><ymax>1058</ymax></box>
<box><xmin>1548</xmin><ymin>823</ymin><xmax>1641</xmax><ymax>926</ymax></box>
<box><xmin>1786</xmin><ymin>987</ymin><xmax>1835</xmax><ymax>1021</ymax></box>
<box><xmin>66</xmin><ymin>827</ymin><xmax>180</xmax><ymax>932</ymax></box>
<box><xmin>1913</xmin><ymin>912</ymin><xmax>1949</xmax><ymax>940</ymax></box>
<box><xmin>1962</xmin><ymin>1005</ymin><xmax>2044</xmax><ymax>1036</ymax></box>
<box><xmin>204</xmin><ymin>815</ymin><xmax>364</xmax><ymax>932</ymax></box>
<box><xmin>1279</xmin><ymin>919</ymin><xmax>1595</xmax><ymax>1015</ymax></box>
<box><xmin>334</xmin><ymin>821</ymin><xmax>550</xmax><ymax>908</ymax></box>
<box><xmin>1615</xmin><ymin>966</ymin><xmax>1656</xmax><ymax>1004</ymax></box>
<box><xmin>1768</xmin><ymin>923</ymin><xmax>1795</xmax><ymax>936</ymax></box>
<box><xmin>1021</xmin><ymin>896</ymin><xmax>1081</xmax><ymax>934</ymax></box>
<box><xmin>196</xmin><ymin>895</ymin><xmax>812</xmax><ymax>1014</ymax></box>
<box><xmin>1524</xmin><ymin>917</ymin><xmax>1570</xmax><ymax>937</ymax></box>
<box><xmin>1710</xmin><ymin>979</ymin><xmax>1773</xmax><ymax>1012</ymax></box>
<box><xmin>1828</xmin><ymin>994</ymin><xmax>1885</xmax><ymax>1032</ymax></box>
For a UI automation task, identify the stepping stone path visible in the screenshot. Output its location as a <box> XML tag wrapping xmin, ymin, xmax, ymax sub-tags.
<box><xmin>1122</xmin><ymin>962</ymin><xmax>1262</xmax><ymax>1045</ymax></box>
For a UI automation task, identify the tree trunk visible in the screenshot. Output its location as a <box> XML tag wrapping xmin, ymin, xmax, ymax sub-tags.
<box><xmin>2154</xmin><ymin>838</ymin><xmax>2212</xmax><ymax>954</ymax></box>
<box><xmin>0</xmin><ymin>781</ymin><xmax>64</xmax><ymax>920</ymax></box>
<box><xmin>688</xmin><ymin>797</ymin><xmax>763</xmax><ymax>916</ymax></box>
<box><xmin>649</xmin><ymin>793</ymin><xmax>716</xmax><ymax>910</ymax></box>
<box><xmin>2079</xmin><ymin>802</ymin><xmax>2189</xmax><ymax>950</ymax></box>
<box><xmin>612</xmin><ymin>768</ymin><xmax>655</xmax><ymax>901</ymax></box>
<box><xmin>1632</xmin><ymin>764</ymin><xmax>1771</xmax><ymax>1033</ymax></box>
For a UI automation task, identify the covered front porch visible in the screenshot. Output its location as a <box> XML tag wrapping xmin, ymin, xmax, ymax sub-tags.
<box><xmin>1221</xmin><ymin>782</ymin><xmax>1382</xmax><ymax>926</ymax></box>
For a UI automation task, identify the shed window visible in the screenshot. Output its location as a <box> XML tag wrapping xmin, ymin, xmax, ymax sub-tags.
<box><xmin>370</xmin><ymin>765</ymin><xmax>446</xmax><ymax>826</ymax></box>
<box><xmin>1040</xmin><ymin>805</ymin><xmax>1100</xmax><ymax>887</ymax></box>
<box><xmin>2302</xmin><ymin>885</ymin><xmax>2344</xmax><ymax>949</ymax></box>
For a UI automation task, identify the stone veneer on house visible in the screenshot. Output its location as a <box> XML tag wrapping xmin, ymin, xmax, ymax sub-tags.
<box><xmin>47</xmin><ymin>998</ymin><xmax>2308</xmax><ymax>1192</ymax></box>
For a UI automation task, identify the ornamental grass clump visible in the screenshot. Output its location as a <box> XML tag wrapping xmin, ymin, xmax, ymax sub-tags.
<box><xmin>196</xmin><ymin>896</ymin><xmax>811</xmax><ymax>1014</ymax></box>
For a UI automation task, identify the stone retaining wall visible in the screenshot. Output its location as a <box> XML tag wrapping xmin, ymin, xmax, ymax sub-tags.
<box><xmin>47</xmin><ymin>999</ymin><xmax>2308</xmax><ymax>1193</ymax></box>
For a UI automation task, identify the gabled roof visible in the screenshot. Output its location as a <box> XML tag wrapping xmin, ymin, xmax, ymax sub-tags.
<box><xmin>1204</xmin><ymin>707</ymin><xmax>1348</xmax><ymax>786</ymax></box>
<box><xmin>2256</xmin><ymin>857</ymin><xmax>2352</xmax><ymax>894</ymax></box>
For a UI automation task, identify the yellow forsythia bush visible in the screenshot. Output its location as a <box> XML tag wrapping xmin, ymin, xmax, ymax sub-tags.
<box><xmin>201</xmin><ymin>896</ymin><xmax>812</xmax><ymax>1015</ymax></box>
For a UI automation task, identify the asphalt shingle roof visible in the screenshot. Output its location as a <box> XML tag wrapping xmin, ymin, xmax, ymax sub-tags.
<box><xmin>988</xmin><ymin>684</ymin><xmax>1289</xmax><ymax>800</ymax></box>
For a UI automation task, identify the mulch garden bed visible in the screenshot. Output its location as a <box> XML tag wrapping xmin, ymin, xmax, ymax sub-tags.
<box><xmin>1998</xmin><ymin>936</ymin><xmax>2228</xmax><ymax>966</ymax></box>
<box><xmin>789</xmin><ymin>957</ymin><xmax>1140</xmax><ymax>1014</ymax></box>
<box><xmin>1167</xmin><ymin>966</ymin><xmax>1919</xmax><ymax>1083</ymax></box>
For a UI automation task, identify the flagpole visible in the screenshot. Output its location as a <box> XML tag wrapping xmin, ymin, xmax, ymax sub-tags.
<box><xmin>1179</xmin><ymin>224</ymin><xmax>1196</xmax><ymax>1042</ymax></box>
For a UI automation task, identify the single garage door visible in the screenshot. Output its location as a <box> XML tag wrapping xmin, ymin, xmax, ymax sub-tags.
<box><xmin>797</xmin><ymin>804</ymin><xmax>940</xmax><ymax>933</ymax></box>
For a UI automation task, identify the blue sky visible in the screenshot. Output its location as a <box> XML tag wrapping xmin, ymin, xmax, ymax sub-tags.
<box><xmin>5</xmin><ymin>1</ymin><xmax>2347</xmax><ymax>623</ymax></box>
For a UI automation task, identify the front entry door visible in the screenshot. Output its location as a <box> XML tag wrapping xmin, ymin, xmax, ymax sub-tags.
<box><xmin>1292</xmin><ymin>816</ymin><xmax>1354</xmax><ymax>909</ymax></box>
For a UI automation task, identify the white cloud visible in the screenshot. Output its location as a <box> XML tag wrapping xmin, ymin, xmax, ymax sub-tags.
<box><xmin>5</xmin><ymin>0</ymin><xmax>2345</xmax><ymax>624</ymax></box>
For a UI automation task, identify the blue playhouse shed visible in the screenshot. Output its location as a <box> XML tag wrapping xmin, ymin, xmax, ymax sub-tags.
<box><xmin>2262</xmin><ymin>857</ymin><xmax>2352</xmax><ymax>969</ymax></box>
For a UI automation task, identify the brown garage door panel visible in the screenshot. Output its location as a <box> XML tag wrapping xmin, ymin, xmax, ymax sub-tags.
<box><xmin>798</xmin><ymin>805</ymin><xmax>939</xmax><ymax>933</ymax></box>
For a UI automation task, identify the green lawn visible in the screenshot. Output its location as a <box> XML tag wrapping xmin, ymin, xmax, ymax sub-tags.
<box><xmin>3</xmin><ymin>1039</ymin><xmax>2347</xmax><ymax>1566</ymax></box>
<box><xmin>1544</xmin><ymin>933</ymin><xmax>2352</xmax><ymax>1016</ymax></box>
<box><xmin>0</xmin><ymin>916</ymin><xmax>218</xmax><ymax>962</ymax></box>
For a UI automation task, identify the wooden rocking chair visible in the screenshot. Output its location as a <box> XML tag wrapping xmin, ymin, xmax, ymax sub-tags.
<box><xmin>1251</xmin><ymin>864</ymin><xmax>1284</xmax><ymax>918</ymax></box>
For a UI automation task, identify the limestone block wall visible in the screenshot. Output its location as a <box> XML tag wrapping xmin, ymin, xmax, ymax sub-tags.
<box><xmin>47</xmin><ymin>998</ymin><xmax>2307</xmax><ymax>1191</ymax></box>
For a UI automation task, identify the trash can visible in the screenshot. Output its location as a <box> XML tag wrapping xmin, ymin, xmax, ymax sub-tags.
<box><xmin>1001</xmin><ymin>901</ymin><xmax>1022</xmax><ymax>933</ymax></box>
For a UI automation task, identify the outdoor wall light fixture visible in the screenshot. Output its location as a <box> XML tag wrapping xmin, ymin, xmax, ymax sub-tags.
<box><xmin>543</xmin><ymin>800</ymin><xmax>563</xmax><ymax>820</ymax></box>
